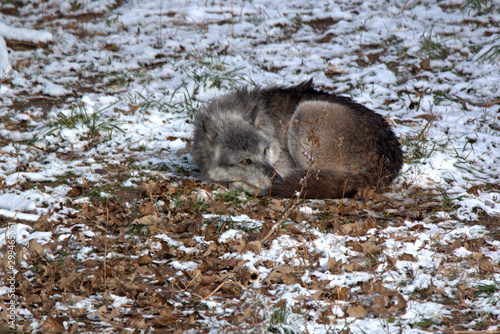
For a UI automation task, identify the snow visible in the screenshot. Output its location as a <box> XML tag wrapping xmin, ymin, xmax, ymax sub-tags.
<box><xmin>1</xmin><ymin>0</ymin><xmax>499</xmax><ymax>332</ymax></box>
<box><xmin>0</xmin><ymin>36</ymin><xmax>10</xmax><ymax>76</ymax></box>
<box><xmin>0</xmin><ymin>22</ymin><xmax>52</xmax><ymax>43</ymax></box>
<box><xmin>0</xmin><ymin>193</ymin><xmax>36</xmax><ymax>212</ymax></box>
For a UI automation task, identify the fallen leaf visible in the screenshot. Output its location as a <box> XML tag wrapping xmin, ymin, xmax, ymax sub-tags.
<box><xmin>66</xmin><ymin>186</ymin><xmax>84</xmax><ymax>197</ymax></box>
<box><xmin>42</xmin><ymin>316</ymin><xmax>66</xmax><ymax>333</ymax></box>
<box><xmin>132</xmin><ymin>214</ymin><xmax>163</xmax><ymax>226</ymax></box>
<box><xmin>371</xmin><ymin>295</ymin><xmax>389</xmax><ymax>317</ymax></box>
<box><xmin>478</xmin><ymin>256</ymin><xmax>494</xmax><ymax>273</ymax></box>
<box><xmin>398</xmin><ymin>253</ymin><xmax>417</xmax><ymax>262</ymax></box>
<box><xmin>137</xmin><ymin>254</ymin><xmax>153</xmax><ymax>265</ymax></box>
<box><xmin>347</xmin><ymin>305</ymin><xmax>367</xmax><ymax>318</ymax></box>
<box><xmin>413</xmin><ymin>114</ymin><xmax>438</xmax><ymax>122</ymax></box>
<box><xmin>245</xmin><ymin>241</ymin><xmax>261</xmax><ymax>254</ymax></box>
<box><xmin>420</xmin><ymin>58</ymin><xmax>431</xmax><ymax>70</ymax></box>
<box><xmin>28</xmin><ymin>239</ymin><xmax>45</xmax><ymax>257</ymax></box>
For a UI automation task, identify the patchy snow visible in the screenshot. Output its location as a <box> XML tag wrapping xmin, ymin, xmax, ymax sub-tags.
<box><xmin>0</xmin><ymin>22</ymin><xmax>52</xmax><ymax>44</ymax></box>
<box><xmin>0</xmin><ymin>193</ymin><xmax>37</xmax><ymax>212</ymax></box>
<box><xmin>0</xmin><ymin>36</ymin><xmax>10</xmax><ymax>76</ymax></box>
<box><xmin>0</xmin><ymin>0</ymin><xmax>499</xmax><ymax>333</ymax></box>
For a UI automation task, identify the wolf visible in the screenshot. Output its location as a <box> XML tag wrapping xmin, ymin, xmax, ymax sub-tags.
<box><xmin>191</xmin><ymin>80</ymin><xmax>403</xmax><ymax>199</ymax></box>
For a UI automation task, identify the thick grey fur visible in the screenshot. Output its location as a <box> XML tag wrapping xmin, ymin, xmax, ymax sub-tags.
<box><xmin>191</xmin><ymin>80</ymin><xmax>403</xmax><ymax>199</ymax></box>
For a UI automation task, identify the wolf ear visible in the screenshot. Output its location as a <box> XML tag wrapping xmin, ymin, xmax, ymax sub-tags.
<box><xmin>245</xmin><ymin>106</ymin><xmax>259</xmax><ymax>126</ymax></box>
<box><xmin>304</xmin><ymin>78</ymin><xmax>313</xmax><ymax>87</ymax></box>
<box><xmin>202</xmin><ymin>120</ymin><xmax>217</xmax><ymax>146</ymax></box>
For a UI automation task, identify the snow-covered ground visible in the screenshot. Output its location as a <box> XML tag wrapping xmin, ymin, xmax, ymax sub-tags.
<box><xmin>0</xmin><ymin>0</ymin><xmax>499</xmax><ymax>333</ymax></box>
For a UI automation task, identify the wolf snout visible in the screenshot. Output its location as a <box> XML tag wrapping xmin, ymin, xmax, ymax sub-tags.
<box><xmin>266</xmin><ymin>166</ymin><xmax>283</xmax><ymax>183</ymax></box>
<box><xmin>260</xmin><ymin>162</ymin><xmax>283</xmax><ymax>184</ymax></box>
<box><xmin>271</xmin><ymin>173</ymin><xmax>283</xmax><ymax>184</ymax></box>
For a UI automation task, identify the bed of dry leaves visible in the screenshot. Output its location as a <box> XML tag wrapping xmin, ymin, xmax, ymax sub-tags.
<box><xmin>2</xmin><ymin>171</ymin><xmax>499</xmax><ymax>333</ymax></box>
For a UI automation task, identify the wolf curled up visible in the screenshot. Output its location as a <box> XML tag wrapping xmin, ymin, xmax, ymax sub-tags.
<box><xmin>192</xmin><ymin>80</ymin><xmax>403</xmax><ymax>199</ymax></box>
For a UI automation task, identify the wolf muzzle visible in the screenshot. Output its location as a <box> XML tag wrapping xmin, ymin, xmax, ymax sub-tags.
<box><xmin>261</xmin><ymin>162</ymin><xmax>283</xmax><ymax>184</ymax></box>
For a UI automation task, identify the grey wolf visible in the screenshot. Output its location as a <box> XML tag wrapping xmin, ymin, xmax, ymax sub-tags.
<box><xmin>191</xmin><ymin>80</ymin><xmax>403</xmax><ymax>199</ymax></box>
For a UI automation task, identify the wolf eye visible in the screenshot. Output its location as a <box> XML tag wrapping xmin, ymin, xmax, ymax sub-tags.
<box><xmin>240</xmin><ymin>158</ymin><xmax>252</xmax><ymax>165</ymax></box>
<box><xmin>263</xmin><ymin>148</ymin><xmax>268</xmax><ymax>156</ymax></box>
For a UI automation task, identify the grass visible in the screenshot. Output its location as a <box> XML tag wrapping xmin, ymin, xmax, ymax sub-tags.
<box><xmin>150</xmin><ymin>160</ymin><xmax>190</xmax><ymax>175</ymax></box>
<box><xmin>129</xmin><ymin>223</ymin><xmax>150</xmax><ymax>236</ymax></box>
<box><xmin>173</xmin><ymin>51</ymin><xmax>255</xmax><ymax>117</ymax></box>
<box><xmin>462</xmin><ymin>0</ymin><xmax>495</xmax><ymax>15</ymax></box>
<box><xmin>268</xmin><ymin>304</ymin><xmax>305</xmax><ymax>334</ymax></box>
<box><xmin>403</xmin><ymin>127</ymin><xmax>441</xmax><ymax>164</ymax></box>
<box><xmin>122</xmin><ymin>52</ymin><xmax>253</xmax><ymax>119</ymax></box>
<box><xmin>475</xmin><ymin>44</ymin><xmax>500</xmax><ymax>63</ymax></box>
<box><xmin>213</xmin><ymin>189</ymin><xmax>250</xmax><ymax>204</ymax></box>
<box><xmin>474</xmin><ymin>281</ymin><xmax>500</xmax><ymax>297</ymax></box>
<box><xmin>419</xmin><ymin>28</ymin><xmax>446</xmax><ymax>58</ymax></box>
<box><xmin>41</xmin><ymin>100</ymin><xmax>124</xmax><ymax>140</ymax></box>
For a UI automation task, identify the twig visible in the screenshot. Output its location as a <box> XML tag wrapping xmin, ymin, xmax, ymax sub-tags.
<box><xmin>183</xmin><ymin>271</ymin><xmax>200</xmax><ymax>291</ymax></box>
<box><xmin>261</xmin><ymin>163</ymin><xmax>313</xmax><ymax>245</ymax></box>
<box><xmin>0</xmin><ymin>151</ymin><xmax>18</xmax><ymax>156</ymax></box>
<box><xmin>398</xmin><ymin>0</ymin><xmax>418</xmax><ymax>14</ymax></box>
<box><xmin>201</xmin><ymin>280</ymin><xmax>242</xmax><ymax>301</ymax></box>
<box><xmin>104</xmin><ymin>202</ymin><xmax>109</xmax><ymax>299</ymax></box>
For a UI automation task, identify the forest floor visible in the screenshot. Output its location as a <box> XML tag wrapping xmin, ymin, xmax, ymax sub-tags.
<box><xmin>1</xmin><ymin>0</ymin><xmax>499</xmax><ymax>333</ymax></box>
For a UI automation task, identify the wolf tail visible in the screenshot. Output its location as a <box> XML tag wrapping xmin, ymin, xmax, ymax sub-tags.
<box><xmin>269</xmin><ymin>169</ymin><xmax>391</xmax><ymax>199</ymax></box>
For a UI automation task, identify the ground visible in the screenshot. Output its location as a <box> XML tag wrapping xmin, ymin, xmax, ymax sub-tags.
<box><xmin>0</xmin><ymin>0</ymin><xmax>499</xmax><ymax>333</ymax></box>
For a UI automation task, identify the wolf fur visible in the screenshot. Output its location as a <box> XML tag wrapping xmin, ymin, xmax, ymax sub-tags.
<box><xmin>191</xmin><ymin>80</ymin><xmax>403</xmax><ymax>199</ymax></box>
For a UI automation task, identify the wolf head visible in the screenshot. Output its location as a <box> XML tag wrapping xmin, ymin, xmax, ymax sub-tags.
<box><xmin>192</xmin><ymin>89</ymin><xmax>283</xmax><ymax>194</ymax></box>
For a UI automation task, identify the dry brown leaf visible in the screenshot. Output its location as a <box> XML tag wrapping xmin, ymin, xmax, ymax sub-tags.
<box><xmin>15</xmin><ymin>248</ymin><xmax>28</xmax><ymax>266</ymax></box>
<box><xmin>263</xmin><ymin>266</ymin><xmax>295</xmax><ymax>284</ymax></box>
<box><xmin>129</xmin><ymin>318</ymin><xmax>148</xmax><ymax>329</ymax></box>
<box><xmin>177</xmin><ymin>140</ymin><xmax>191</xmax><ymax>156</ymax></box>
<box><xmin>282</xmin><ymin>273</ymin><xmax>303</xmax><ymax>286</ymax></box>
<box><xmin>420</xmin><ymin>58</ymin><xmax>432</xmax><ymax>70</ymax></box>
<box><xmin>388</xmin><ymin>294</ymin><xmax>408</xmax><ymax>314</ymax></box>
<box><xmin>117</xmin><ymin>230</ymin><xmax>127</xmax><ymax>243</ymax></box>
<box><xmin>137</xmin><ymin>254</ymin><xmax>153</xmax><ymax>265</ymax></box>
<box><xmin>478</xmin><ymin>256</ymin><xmax>494</xmax><ymax>273</ymax></box>
<box><xmin>59</xmin><ymin>271</ymin><xmax>79</xmax><ymax>290</ymax></box>
<box><xmin>132</xmin><ymin>214</ymin><xmax>163</xmax><ymax>226</ymax></box>
<box><xmin>343</xmin><ymin>261</ymin><xmax>363</xmax><ymax>272</ymax></box>
<box><xmin>413</xmin><ymin>113</ymin><xmax>438</xmax><ymax>122</ymax></box>
<box><xmin>28</xmin><ymin>239</ymin><xmax>45</xmax><ymax>257</ymax></box>
<box><xmin>467</xmin><ymin>184</ymin><xmax>485</xmax><ymax>196</ymax></box>
<box><xmin>202</xmin><ymin>242</ymin><xmax>218</xmax><ymax>257</ymax></box>
<box><xmin>385</xmin><ymin>113</ymin><xmax>396</xmax><ymax>127</ymax></box>
<box><xmin>245</xmin><ymin>241</ymin><xmax>262</xmax><ymax>254</ymax></box>
<box><xmin>360</xmin><ymin>241</ymin><xmax>381</xmax><ymax>255</ymax></box>
<box><xmin>152</xmin><ymin>310</ymin><xmax>177</xmax><ymax>327</ymax></box>
<box><xmin>232</xmin><ymin>238</ymin><xmax>246</xmax><ymax>254</ymax></box>
<box><xmin>347</xmin><ymin>305</ymin><xmax>367</xmax><ymax>318</ymax></box>
<box><xmin>286</xmin><ymin>224</ymin><xmax>304</xmax><ymax>235</ymax></box>
<box><xmin>235</xmin><ymin>306</ymin><xmax>253</xmax><ymax>325</ymax></box>
<box><xmin>66</xmin><ymin>186</ymin><xmax>84</xmax><ymax>197</ymax></box>
<box><xmin>138</xmin><ymin>202</ymin><xmax>162</xmax><ymax>216</ymax></box>
<box><xmin>42</xmin><ymin>316</ymin><xmax>66</xmax><ymax>333</ymax></box>
<box><xmin>338</xmin><ymin>219</ymin><xmax>374</xmax><ymax>236</ymax></box>
<box><xmin>398</xmin><ymin>253</ymin><xmax>417</xmax><ymax>262</ymax></box>
<box><xmin>330</xmin><ymin>286</ymin><xmax>349</xmax><ymax>300</ymax></box>
<box><xmin>142</xmin><ymin>180</ymin><xmax>160</xmax><ymax>197</ymax></box>
<box><xmin>371</xmin><ymin>295</ymin><xmax>389</xmax><ymax>317</ymax></box>
<box><xmin>327</xmin><ymin>257</ymin><xmax>343</xmax><ymax>274</ymax></box>
<box><xmin>290</xmin><ymin>210</ymin><xmax>305</xmax><ymax>222</ymax></box>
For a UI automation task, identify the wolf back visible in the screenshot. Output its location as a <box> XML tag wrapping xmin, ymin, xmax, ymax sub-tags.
<box><xmin>191</xmin><ymin>80</ymin><xmax>403</xmax><ymax>199</ymax></box>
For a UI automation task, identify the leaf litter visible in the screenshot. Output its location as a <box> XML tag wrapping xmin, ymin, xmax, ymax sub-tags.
<box><xmin>0</xmin><ymin>0</ymin><xmax>500</xmax><ymax>333</ymax></box>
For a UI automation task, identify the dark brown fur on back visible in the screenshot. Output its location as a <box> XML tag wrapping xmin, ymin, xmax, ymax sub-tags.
<box><xmin>261</xmin><ymin>80</ymin><xmax>403</xmax><ymax>198</ymax></box>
